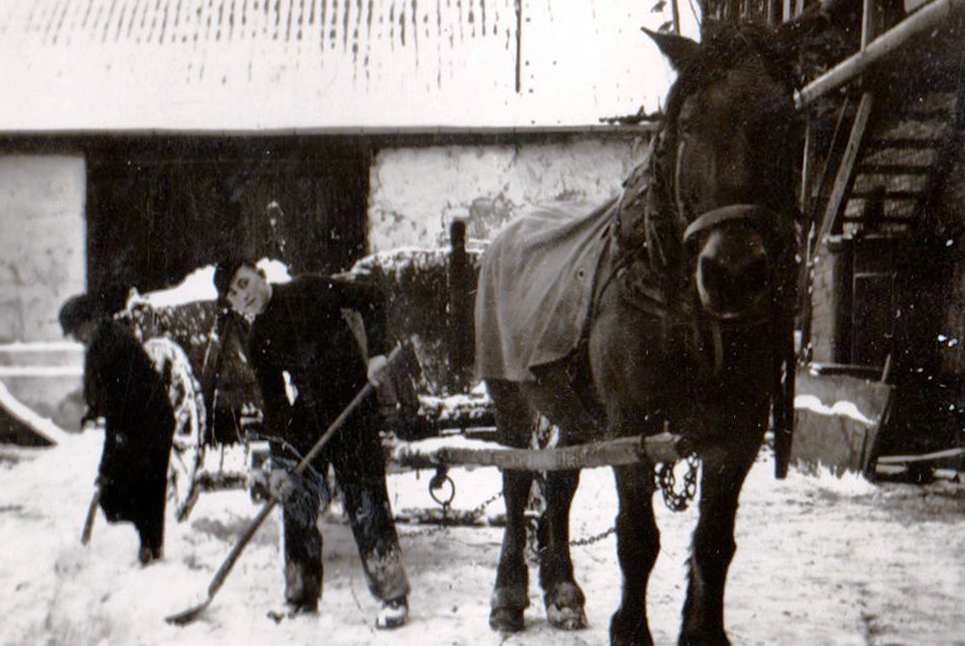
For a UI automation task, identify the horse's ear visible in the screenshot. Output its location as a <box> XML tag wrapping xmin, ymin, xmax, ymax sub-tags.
<box><xmin>641</xmin><ymin>27</ymin><xmax>700</xmax><ymax>71</ymax></box>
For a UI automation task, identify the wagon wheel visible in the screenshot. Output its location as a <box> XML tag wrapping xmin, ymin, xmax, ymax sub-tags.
<box><xmin>143</xmin><ymin>337</ymin><xmax>208</xmax><ymax>522</ymax></box>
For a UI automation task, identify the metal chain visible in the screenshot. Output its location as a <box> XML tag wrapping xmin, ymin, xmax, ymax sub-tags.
<box><xmin>400</xmin><ymin>455</ymin><xmax>700</xmax><ymax>546</ymax></box>
<box><xmin>570</xmin><ymin>526</ymin><xmax>616</xmax><ymax>547</ymax></box>
<box><xmin>569</xmin><ymin>457</ymin><xmax>700</xmax><ymax>545</ymax></box>
<box><xmin>656</xmin><ymin>455</ymin><xmax>700</xmax><ymax>512</ymax></box>
<box><xmin>399</xmin><ymin>487</ymin><xmax>504</xmax><ymax>539</ymax></box>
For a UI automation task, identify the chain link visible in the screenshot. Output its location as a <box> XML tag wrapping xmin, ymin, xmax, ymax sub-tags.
<box><xmin>399</xmin><ymin>487</ymin><xmax>504</xmax><ymax>539</ymax></box>
<box><xmin>656</xmin><ymin>455</ymin><xmax>700</xmax><ymax>512</ymax></box>
<box><xmin>570</xmin><ymin>526</ymin><xmax>616</xmax><ymax>547</ymax></box>
<box><xmin>399</xmin><ymin>455</ymin><xmax>699</xmax><ymax>544</ymax></box>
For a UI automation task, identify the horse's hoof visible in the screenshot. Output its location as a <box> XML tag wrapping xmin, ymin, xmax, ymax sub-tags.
<box><xmin>489</xmin><ymin>607</ymin><xmax>525</xmax><ymax>633</ymax></box>
<box><xmin>610</xmin><ymin>612</ymin><xmax>654</xmax><ymax>646</ymax></box>
<box><xmin>545</xmin><ymin>603</ymin><xmax>587</xmax><ymax>630</ymax></box>
<box><xmin>678</xmin><ymin>632</ymin><xmax>731</xmax><ymax>646</ymax></box>
<box><xmin>544</xmin><ymin>582</ymin><xmax>587</xmax><ymax>630</ymax></box>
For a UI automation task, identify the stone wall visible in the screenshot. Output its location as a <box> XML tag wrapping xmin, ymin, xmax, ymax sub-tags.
<box><xmin>0</xmin><ymin>154</ymin><xmax>87</xmax><ymax>432</ymax></box>
<box><xmin>0</xmin><ymin>154</ymin><xmax>86</xmax><ymax>342</ymax></box>
<box><xmin>367</xmin><ymin>136</ymin><xmax>650</xmax><ymax>251</ymax></box>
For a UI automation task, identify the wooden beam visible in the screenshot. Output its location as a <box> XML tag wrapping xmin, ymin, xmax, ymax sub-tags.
<box><xmin>796</xmin><ymin>0</ymin><xmax>965</xmax><ymax>109</ymax></box>
<box><xmin>816</xmin><ymin>92</ymin><xmax>875</xmax><ymax>246</ymax></box>
<box><xmin>855</xmin><ymin>164</ymin><xmax>933</xmax><ymax>175</ymax></box>
<box><xmin>863</xmin><ymin>138</ymin><xmax>944</xmax><ymax>150</ymax></box>
<box><xmin>387</xmin><ymin>433</ymin><xmax>693</xmax><ymax>471</ymax></box>
<box><xmin>877</xmin><ymin>447</ymin><xmax>965</xmax><ymax>464</ymax></box>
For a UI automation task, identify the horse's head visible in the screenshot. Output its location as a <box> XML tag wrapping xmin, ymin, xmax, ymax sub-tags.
<box><xmin>634</xmin><ymin>24</ymin><xmax>798</xmax><ymax>322</ymax></box>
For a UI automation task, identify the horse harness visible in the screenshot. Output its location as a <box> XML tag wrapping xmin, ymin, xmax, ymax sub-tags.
<box><xmin>570</xmin><ymin>129</ymin><xmax>797</xmax><ymax>506</ymax></box>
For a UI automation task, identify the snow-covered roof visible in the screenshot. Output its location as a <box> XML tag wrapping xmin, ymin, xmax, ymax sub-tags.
<box><xmin>0</xmin><ymin>0</ymin><xmax>679</xmax><ymax>133</ymax></box>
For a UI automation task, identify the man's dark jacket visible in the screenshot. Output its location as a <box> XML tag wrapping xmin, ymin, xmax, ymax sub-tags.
<box><xmin>85</xmin><ymin>320</ymin><xmax>174</xmax><ymax>528</ymax></box>
<box><xmin>247</xmin><ymin>275</ymin><xmax>387</xmax><ymax>454</ymax></box>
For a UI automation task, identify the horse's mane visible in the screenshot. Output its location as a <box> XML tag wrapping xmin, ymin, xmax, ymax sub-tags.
<box><xmin>662</xmin><ymin>23</ymin><xmax>797</xmax><ymax>125</ymax></box>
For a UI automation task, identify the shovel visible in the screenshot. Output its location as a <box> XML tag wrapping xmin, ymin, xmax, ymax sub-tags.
<box><xmin>165</xmin><ymin>341</ymin><xmax>414</xmax><ymax>626</ymax></box>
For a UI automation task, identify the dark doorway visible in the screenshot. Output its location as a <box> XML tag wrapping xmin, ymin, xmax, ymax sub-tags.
<box><xmin>85</xmin><ymin>136</ymin><xmax>370</xmax><ymax>306</ymax></box>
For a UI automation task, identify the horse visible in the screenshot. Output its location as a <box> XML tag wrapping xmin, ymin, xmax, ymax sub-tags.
<box><xmin>474</xmin><ymin>23</ymin><xmax>800</xmax><ymax>646</ymax></box>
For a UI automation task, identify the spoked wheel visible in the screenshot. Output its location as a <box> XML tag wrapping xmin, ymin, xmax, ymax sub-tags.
<box><xmin>144</xmin><ymin>337</ymin><xmax>207</xmax><ymax>522</ymax></box>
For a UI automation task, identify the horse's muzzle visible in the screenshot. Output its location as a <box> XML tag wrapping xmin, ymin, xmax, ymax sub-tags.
<box><xmin>684</xmin><ymin>204</ymin><xmax>788</xmax><ymax>322</ymax></box>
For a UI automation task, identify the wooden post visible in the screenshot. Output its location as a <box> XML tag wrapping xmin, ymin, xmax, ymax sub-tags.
<box><xmin>798</xmin><ymin>117</ymin><xmax>817</xmax><ymax>364</ymax></box>
<box><xmin>815</xmin><ymin>92</ymin><xmax>875</xmax><ymax>248</ymax></box>
<box><xmin>861</xmin><ymin>0</ymin><xmax>877</xmax><ymax>50</ymax></box>
<box><xmin>447</xmin><ymin>220</ymin><xmax>474</xmax><ymax>391</ymax></box>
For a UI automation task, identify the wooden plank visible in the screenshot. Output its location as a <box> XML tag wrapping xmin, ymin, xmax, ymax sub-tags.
<box><xmin>816</xmin><ymin>92</ymin><xmax>875</xmax><ymax>245</ymax></box>
<box><xmin>877</xmin><ymin>447</ymin><xmax>965</xmax><ymax>464</ymax></box>
<box><xmin>849</xmin><ymin>189</ymin><xmax>924</xmax><ymax>200</ymax></box>
<box><xmin>387</xmin><ymin>432</ymin><xmax>693</xmax><ymax>471</ymax></box>
<box><xmin>855</xmin><ymin>164</ymin><xmax>932</xmax><ymax>175</ymax></box>
<box><xmin>863</xmin><ymin>138</ymin><xmax>944</xmax><ymax>150</ymax></box>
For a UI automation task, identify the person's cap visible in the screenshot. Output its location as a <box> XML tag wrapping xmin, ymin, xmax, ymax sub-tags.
<box><xmin>213</xmin><ymin>256</ymin><xmax>251</xmax><ymax>299</ymax></box>
<box><xmin>58</xmin><ymin>293</ymin><xmax>98</xmax><ymax>335</ymax></box>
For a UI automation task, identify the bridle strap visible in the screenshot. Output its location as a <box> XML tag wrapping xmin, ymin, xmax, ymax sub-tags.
<box><xmin>682</xmin><ymin>204</ymin><xmax>780</xmax><ymax>246</ymax></box>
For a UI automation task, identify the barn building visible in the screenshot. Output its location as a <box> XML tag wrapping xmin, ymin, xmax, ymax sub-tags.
<box><xmin>0</xmin><ymin>0</ymin><xmax>668</xmax><ymax>431</ymax></box>
<box><xmin>3</xmin><ymin>0</ymin><xmax>965</xmax><ymax>480</ymax></box>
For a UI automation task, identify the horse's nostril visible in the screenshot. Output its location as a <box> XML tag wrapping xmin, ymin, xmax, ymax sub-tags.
<box><xmin>736</xmin><ymin>257</ymin><xmax>768</xmax><ymax>295</ymax></box>
<box><xmin>698</xmin><ymin>254</ymin><xmax>768</xmax><ymax>314</ymax></box>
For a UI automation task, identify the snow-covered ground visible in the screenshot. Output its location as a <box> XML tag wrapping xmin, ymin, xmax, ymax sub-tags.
<box><xmin>2</xmin><ymin>428</ymin><xmax>964</xmax><ymax>646</ymax></box>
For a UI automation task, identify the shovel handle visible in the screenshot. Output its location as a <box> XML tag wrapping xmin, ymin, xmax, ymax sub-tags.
<box><xmin>81</xmin><ymin>488</ymin><xmax>100</xmax><ymax>545</ymax></box>
<box><xmin>167</xmin><ymin>340</ymin><xmax>413</xmax><ymax>625</ymax></box>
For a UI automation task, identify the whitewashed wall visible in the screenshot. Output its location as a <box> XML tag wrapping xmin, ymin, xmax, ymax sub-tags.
<box><xmin>0</xmin><ymin>154</ymin><xmax>86</xmax><ymax>431</ymax></box>
<box><xmin>0</xmin><ymin>155</ymin><xmax>86</xmax><ymax>342</ymax></box>
<box><xmin>367</xmin><ymin>136</ymin><xmax>650</xmax><ymax>251</ymax></box>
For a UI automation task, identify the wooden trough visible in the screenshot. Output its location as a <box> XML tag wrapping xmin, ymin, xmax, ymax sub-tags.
<box><xmin>792</xmin><ymin>364</ymin><xmax>893</xmax><ymax>476</ymax></box>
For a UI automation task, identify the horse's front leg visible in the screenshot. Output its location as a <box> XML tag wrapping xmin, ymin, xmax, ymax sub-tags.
<box><xmin>490</xmin><ymin>467</ymin><xmax>535</xmax><ymax>632</ymax></box>
<box><xmin>609</xmin><ymin>461</ymin><xmax>659</xmax><ymax>646</ymax></box>
<box><xmin>487</xmin><ymin>379</ymin><xmax>536</xmax><ymax>633</ymax></box>
<box><xmin>679</xmin><ymin>410</ymin><xmax>765</xmax><ymax>646</ymax></box>
<box><xmin>538</xmin><ymin>468</ymin><xmax>587</xmax><ymax>629</ymax></box>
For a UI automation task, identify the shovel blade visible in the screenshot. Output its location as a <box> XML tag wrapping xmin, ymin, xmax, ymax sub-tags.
<box><xmin>165</xmin><ymin>598</ymin><xmax>211</xmax><ymax>626</ymax></box>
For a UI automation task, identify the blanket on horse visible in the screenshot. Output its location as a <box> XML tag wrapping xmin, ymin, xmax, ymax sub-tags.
<box><xmin>475</xmin><ymin>199</ymin><xmax>615</xmax><ymax>382</ymax></box>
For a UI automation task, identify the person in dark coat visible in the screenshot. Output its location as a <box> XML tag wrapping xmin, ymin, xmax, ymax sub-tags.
<box><xmin>59</xmin><ymin>294</ymin><xmax>175</xmax><ymax>565</ymax></box>
<box><xmin>214</xmin><ymin>257</ymin><xmax>410</xmax><ymax>628</ymax></box>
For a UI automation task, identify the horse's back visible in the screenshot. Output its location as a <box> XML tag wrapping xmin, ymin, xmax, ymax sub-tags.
<box><xmin>475</xmin><ymin>199</ymin><xmax>614</xmax><ymax>383</ymax></box>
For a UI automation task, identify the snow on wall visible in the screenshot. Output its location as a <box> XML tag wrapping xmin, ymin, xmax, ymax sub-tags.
<box><xmin>367</xmin><ymin>136</ymin><xmax>650</xmax><ymax>251</ymax></box>
<box><xmin>0</xmin><ymin>378</ymin><xmax>71</xmax><ymax>446</ymax></box>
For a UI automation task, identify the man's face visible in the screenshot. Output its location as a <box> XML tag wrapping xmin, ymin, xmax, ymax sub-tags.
<box><xmin>70</xmin><ymin>320</ymin><xmax>99</xmax><ymax>347</ymax></box>
<box><xmin>225</xmin><ymin>265</ymin><xmax>272</xmax><ymax>317</ymax></box>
